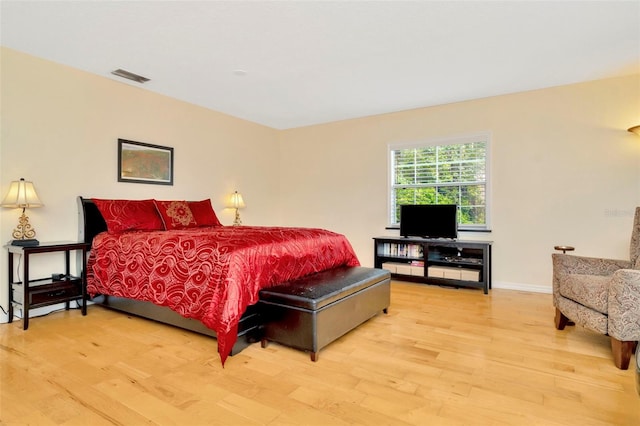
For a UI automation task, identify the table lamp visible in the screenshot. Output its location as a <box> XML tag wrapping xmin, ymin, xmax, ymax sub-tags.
<box><xmin>227</xmin><ymin>191</ymin><xmax>245</xmax><ymax>226</ymax></box>
<box><xmin>1</xmin><ymin>178</ymin><xmax>44</xmax><ymax>246</ymax></box>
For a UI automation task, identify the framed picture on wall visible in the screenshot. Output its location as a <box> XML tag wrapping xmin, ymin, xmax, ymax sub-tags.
<box><xmin>118</xmin><ymin>139</ymin><xmax>174</xmax><ymax>185</ymax></box>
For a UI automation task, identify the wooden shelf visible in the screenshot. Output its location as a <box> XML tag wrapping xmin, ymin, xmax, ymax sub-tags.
<box><xmin>373</xmin><ymin>237</ymin><xmax>492</xmax><ymax>294</ymax></box>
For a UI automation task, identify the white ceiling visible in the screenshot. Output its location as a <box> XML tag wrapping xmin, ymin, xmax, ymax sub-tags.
<box><xmin>1</xmin><ymin>1</ymin><xmax>639</xmax><ymax>130</ymax></box>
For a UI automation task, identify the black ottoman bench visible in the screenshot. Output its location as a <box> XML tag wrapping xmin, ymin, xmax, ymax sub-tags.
<box><xmin>259</xmin><ymin>266</ymin><xmax>391</xmax><ymax>361</ymax></box>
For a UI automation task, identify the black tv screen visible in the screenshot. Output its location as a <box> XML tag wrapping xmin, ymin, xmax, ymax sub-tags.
<box><xmin>400</xmin><ymin>204</ymin><xmax>458</xmax><ymax>239</ymax></box>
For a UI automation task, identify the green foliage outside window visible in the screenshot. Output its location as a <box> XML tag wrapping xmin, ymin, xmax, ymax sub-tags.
<box><xmin>390</xmin><ymin>140</ymin><xmax>487</xmax><ymax>227</ymax></box>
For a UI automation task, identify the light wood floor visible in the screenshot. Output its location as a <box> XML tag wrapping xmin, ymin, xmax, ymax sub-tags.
<box><xmin>1</xmin><ymin>281</ymin><xmax>638</xmax><ymax>425</ymax></box>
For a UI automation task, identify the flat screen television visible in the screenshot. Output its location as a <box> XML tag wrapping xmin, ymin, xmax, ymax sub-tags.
<box><xmin>400</xmin><ymin>204</ymin><xmax>458</xmax><ymax>239</ymax></box>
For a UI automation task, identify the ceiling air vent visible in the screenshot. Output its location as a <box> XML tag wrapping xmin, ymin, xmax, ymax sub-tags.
<box><xmin>111</xmin><ymin>69</ymin><xmax>150</xmax><ymax>83</ymax></box>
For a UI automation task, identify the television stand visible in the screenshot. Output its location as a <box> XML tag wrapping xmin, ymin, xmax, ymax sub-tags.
<box><xmin>373</xmin><ymin>236</ymin><xmax>492</xmax><ymax>294</ymax></box>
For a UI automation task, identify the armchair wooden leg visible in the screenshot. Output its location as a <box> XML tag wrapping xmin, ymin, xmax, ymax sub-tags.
<box><xmin>555</xmin><ymin>308</ymin><xmax>569</xmax><ymax>330</ymax></box>
<box><xmin>610</xmin><ymin>337</ymin><xmax>637</xmax><ymax>370</ymax></box>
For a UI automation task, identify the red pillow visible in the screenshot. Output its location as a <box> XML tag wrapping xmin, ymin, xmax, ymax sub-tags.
<box><xmin>92</xmin><ymin>199</ymin><xmax>164</xmax><ymax>233</ymax></box>
<box><xmin>154</xmin><ymin>200</ymin><xmax>197</xmax><ymax>230</ymax></box>
<box><xmin>188</xmin><ymin>199</ymin><xmax>222</xmax><ymax>227</ymax></box>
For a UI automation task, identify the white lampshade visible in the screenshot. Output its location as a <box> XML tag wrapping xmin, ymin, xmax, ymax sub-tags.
<box><xmin>228</xmin><ymin>191</ymin><xmax>246</xmax><ymax>209</ymax></box>
<box><xmin>1</xmin><ymin>178</ymin><xmax>43</xmax><ymax>208</ymax></box>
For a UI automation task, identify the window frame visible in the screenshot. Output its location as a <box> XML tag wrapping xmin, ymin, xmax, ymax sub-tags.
<box><xmin>387</xmin><ymin>132</ymin><xmax>491</xmax><ymax>231</ymax></box>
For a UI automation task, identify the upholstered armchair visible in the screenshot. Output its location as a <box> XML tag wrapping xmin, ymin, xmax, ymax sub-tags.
<box><xmin>552</xmin><ymin>207</ymin><xmax>640</xmax><ymax>369</ymax></box>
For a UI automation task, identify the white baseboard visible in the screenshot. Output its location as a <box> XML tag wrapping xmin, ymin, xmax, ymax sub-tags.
<box><xmin>492</xmin><ymin>280</ymin><xmax>552</xmax><ymax>294</ymax></box>
<box><xmin>0</xmin><ymin>301</ymin><xmax>87</xmax><ymax>325</ymax></box>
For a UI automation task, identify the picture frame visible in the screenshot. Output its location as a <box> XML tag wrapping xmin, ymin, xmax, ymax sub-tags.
<box><xmin>118</xmin><ymin>139</ymin><xmax>174</xmax><ymax>185</ymax></box>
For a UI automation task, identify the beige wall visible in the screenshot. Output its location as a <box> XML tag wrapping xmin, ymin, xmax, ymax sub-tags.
<box><xmin>279</xmin><ymin>74</ymin><xmax>640</xmax><ymax>291</ymax></box>
<box><xmin>1</xmin><ymin>47</ymin><xmax>639</xmax><ymax>324</ymax></box>
<box><xmin>0</xmin><ymin>48</ymin><xmax>281</xmax><ymax>320</ymax></box>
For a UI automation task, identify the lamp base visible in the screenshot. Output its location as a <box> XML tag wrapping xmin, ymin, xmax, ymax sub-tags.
<box><xmin>233</xmin><ymin>208</ymin><xmax>242</xmax><ymax>226</ymax></box>
<box><xmin>10</xmin><ymin>239</ymin><xmax>40</xmax><ymax>247</ymax></box>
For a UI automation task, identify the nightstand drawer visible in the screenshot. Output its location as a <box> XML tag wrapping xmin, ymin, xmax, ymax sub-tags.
<box><xmin>13</xmin><ymin>279</ymin><xmax>82</xmax><ymax>306</ymax></box>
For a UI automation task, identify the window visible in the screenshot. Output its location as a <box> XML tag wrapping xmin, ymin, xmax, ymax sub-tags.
<box><xmin>389</xmin><ymin>133</ymin><xmax>490</xmax><ymax>229</ymax></box>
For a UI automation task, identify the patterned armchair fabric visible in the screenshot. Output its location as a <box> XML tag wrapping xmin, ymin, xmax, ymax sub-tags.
<box><xmin>552</xmin><ymin>207</ymin><xmax>640</xmax><ymax>370</ymax></box>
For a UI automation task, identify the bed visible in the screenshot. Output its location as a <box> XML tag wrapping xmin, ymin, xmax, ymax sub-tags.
<box><xmin>78</xmin><ymin>196</ymin><xmax>360</xmax><ymax>364</ymax></box>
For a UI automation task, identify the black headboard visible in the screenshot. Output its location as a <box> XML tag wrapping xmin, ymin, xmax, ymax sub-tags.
<box><xmin>78</xmin><ymin>196</ymin><xmax>107</xmax><ymax>247</ymax></box>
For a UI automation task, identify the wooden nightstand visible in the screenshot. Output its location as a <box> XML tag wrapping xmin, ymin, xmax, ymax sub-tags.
<box><xmin>6</xmin><ymin>241</ymin><xmax>89</xmax><ymax>329</ymax></box>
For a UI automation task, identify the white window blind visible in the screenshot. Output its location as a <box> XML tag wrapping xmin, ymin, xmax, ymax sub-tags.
<box><xmin>389</xmin><ymin>134</ymin><xmax>490</xmax><ymax>229</ymax></box>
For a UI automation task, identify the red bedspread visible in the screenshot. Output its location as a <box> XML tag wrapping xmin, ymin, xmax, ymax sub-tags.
<box><xmin>86</xmin><ymin>225</ymin><xmax>360</xmax><ymax>364</ymax></box>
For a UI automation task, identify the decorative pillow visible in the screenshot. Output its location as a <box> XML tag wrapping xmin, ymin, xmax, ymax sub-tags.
<box><xmin>92</xmin><ymin>199</ymin><xmax>164</xmax><ymax>233</ymax></box>
<box><xmin>154</xmin><ymin>200</ymin><xmax>197</xmax><ymax>230</ymax></box>
<box><xmin>188</xmin><ymin>199</ymin><xmax>222</xmax><ymax>227</ymax></box>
